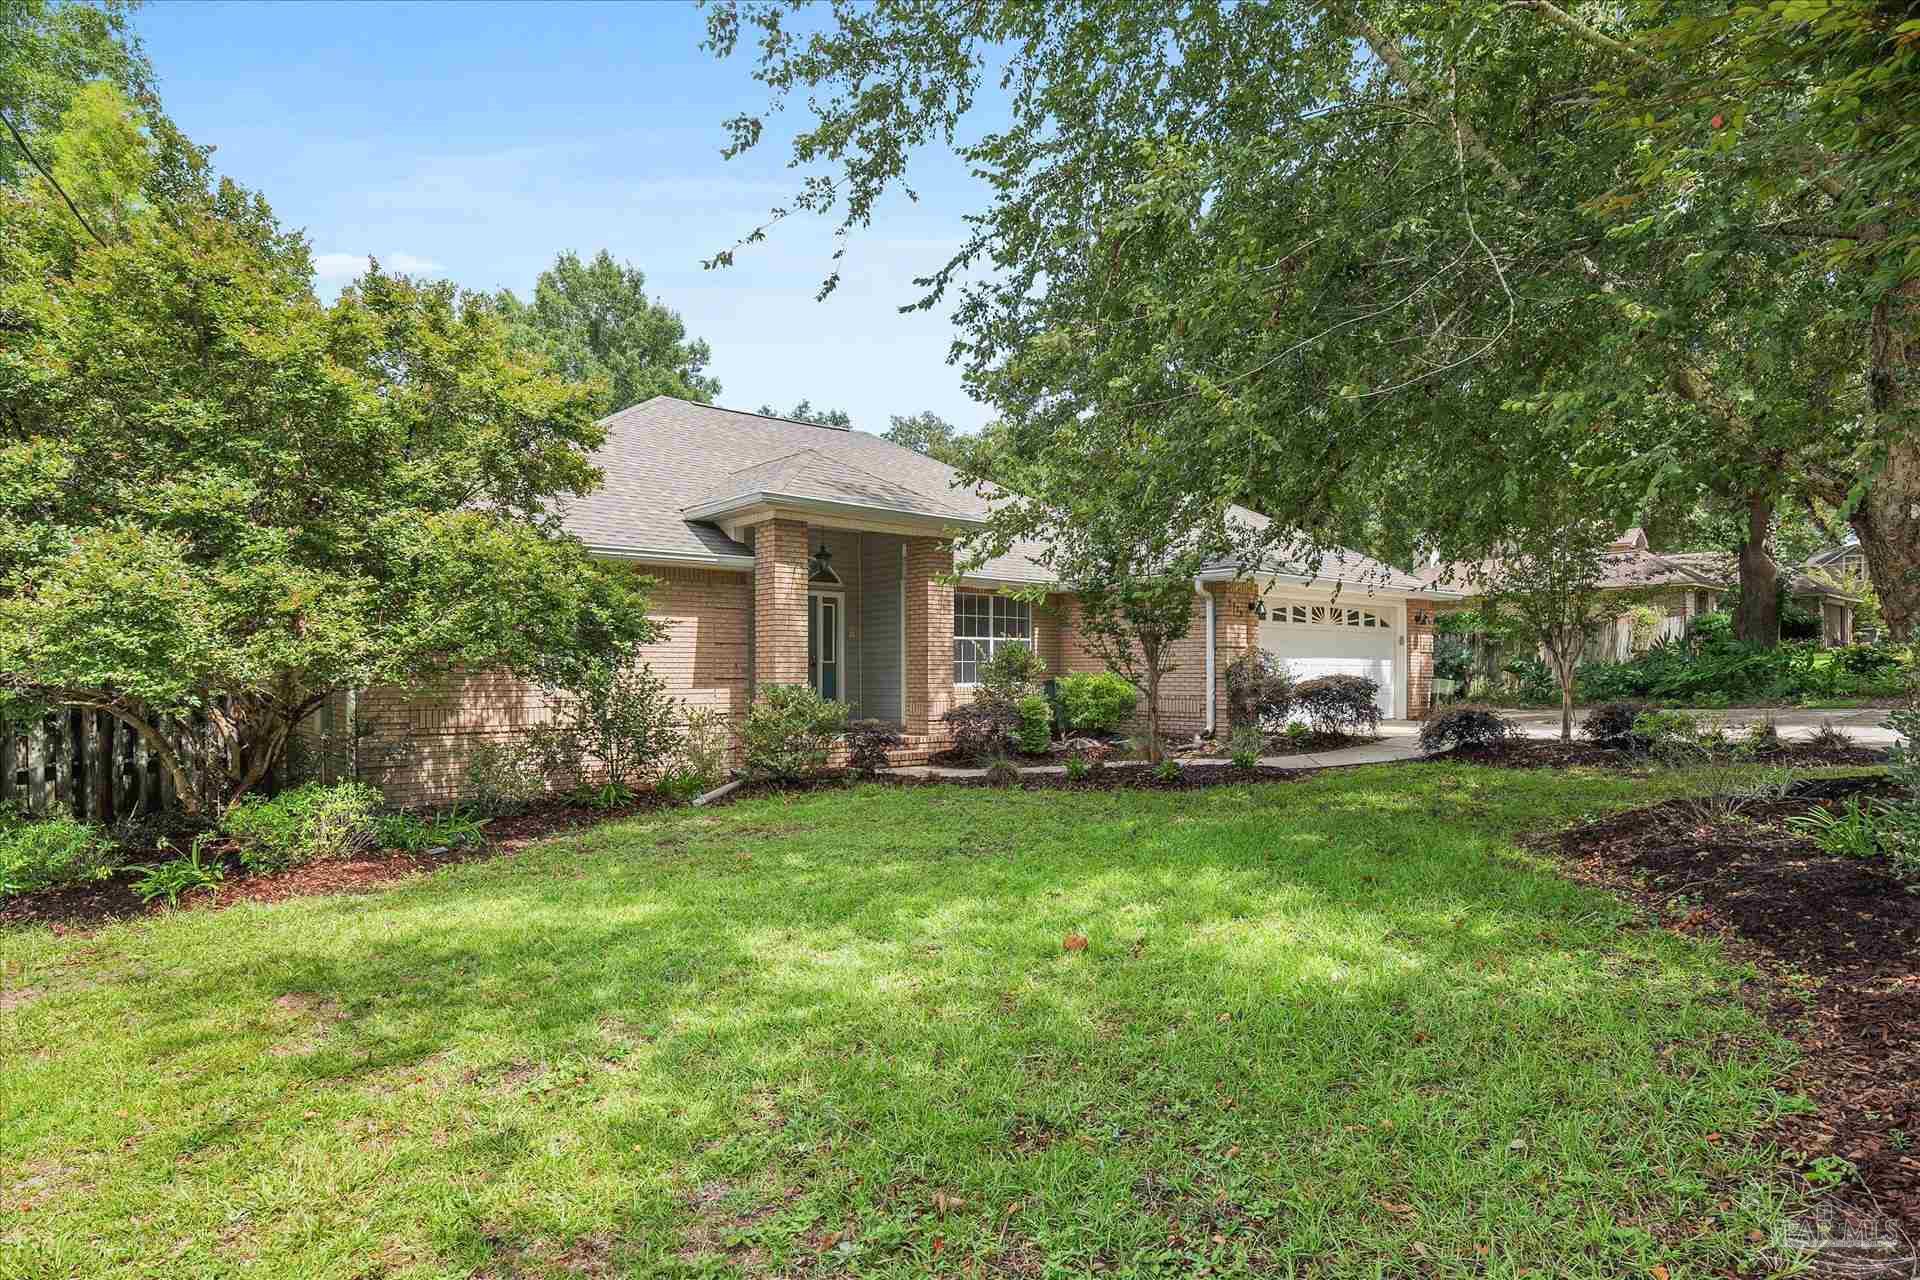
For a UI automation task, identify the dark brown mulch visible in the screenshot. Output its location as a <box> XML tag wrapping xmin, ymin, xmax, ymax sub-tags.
<box><xmin>1544</xmin><ymin>779</ymin><xmax>1920</xmax><ymax>1238</ymax></box>
<box><xmin>1448</xmin><ymin>738</ymin><xmax>1889</xmax><ymax>772</ymax></box>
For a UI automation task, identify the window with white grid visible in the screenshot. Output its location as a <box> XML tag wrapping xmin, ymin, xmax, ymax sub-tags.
<box><xmin>953</xmin><ymin>593</ymin><xmax>1032</xmax><ymax>685</ymax></box>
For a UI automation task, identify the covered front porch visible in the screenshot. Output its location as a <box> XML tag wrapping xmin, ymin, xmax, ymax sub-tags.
<box><xmin>744</xmin><ymin>517</ymin><xmax>958</xmax><ymax>741</ymax></box>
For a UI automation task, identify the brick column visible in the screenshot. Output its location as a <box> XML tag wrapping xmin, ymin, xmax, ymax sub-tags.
<box><xmin>903</xmin><ymin>537</ymin><xmax>955</xmax><ymax>735</ymax></box>
<box><xmin>1406</xmin><ymin>599</ymin><xmax>1437</xmax><ymax>720</ymax></box>
<box><xmin>753</xmin><ymin>518</ymin><xmax>811</xmax><ymax>692</ymax></box>
<box><xmin>1210</xmin><ymin>581</ymin><xmax>1259</xmax><ymax>732</ymax></box>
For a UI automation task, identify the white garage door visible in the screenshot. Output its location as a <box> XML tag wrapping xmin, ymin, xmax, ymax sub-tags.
<box><xmin>1258</xmin><ymin>599</ymin><xmax>1396</xmax><ymax>719</ymax></box>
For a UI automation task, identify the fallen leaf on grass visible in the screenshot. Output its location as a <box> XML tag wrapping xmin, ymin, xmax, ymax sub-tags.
<box><xmin>1063</xmin><ymin>934</ymin><xmax>1088</xmax><ymax>952</ymax></box>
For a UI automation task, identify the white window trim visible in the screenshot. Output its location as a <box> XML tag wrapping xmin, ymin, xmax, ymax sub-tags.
<box><xmin>953</xmin><ymin>591</ymin><xmax>1034</xmax><ymax>686</ymax></box>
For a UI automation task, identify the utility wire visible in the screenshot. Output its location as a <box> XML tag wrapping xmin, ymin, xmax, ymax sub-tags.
<box><xmin>0</xmin><ymin>105</ymin><xmax>111</xmax><ymax>250</ymax></box>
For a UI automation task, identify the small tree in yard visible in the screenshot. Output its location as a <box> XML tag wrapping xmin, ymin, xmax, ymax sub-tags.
<box><xmin>0</xmin><ymin>176</ymin><xmax>662</xmax><ymax>815</ymax></box>
<box><xmin>1067</xmin><ymin>561</ymin><xmax>1202</xmax><ymax>767</ymax></box>
<box><xmin>1468</xmin><ymin>515</ymin><xmax>1640</xmax><ymax>741</ymax></box>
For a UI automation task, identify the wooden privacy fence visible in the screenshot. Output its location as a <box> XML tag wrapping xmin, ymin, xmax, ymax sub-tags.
<box><xmin>1</xmin><ymin>709</ymin><xmax>226</xmax><ymax>821</ymax></box>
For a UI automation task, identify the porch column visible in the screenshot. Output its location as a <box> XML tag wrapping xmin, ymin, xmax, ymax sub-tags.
<box><xmin>1209</xmin><ymin>581</ymin><xmax>1258</xmax><ymax>732</ymax></box>
<box><xmin>753</xmin><ymin>518</ymin><xmax>811</xmax><ymax>691</ymax></box>
<box><xmin>1406</xmin><ymin>599</ymin><xmax>1437</xmax><ymax>720</ymax></box>
<box><xmin>903</xmin><ymin>537</ymin><xmax>954</xmax><ymax>736</ymax></box>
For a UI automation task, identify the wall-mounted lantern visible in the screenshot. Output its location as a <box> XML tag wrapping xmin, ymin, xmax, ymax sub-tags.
<box><xmin>1246</xmin><ymin>600</ymin><xmax>1268</xmax><ymax>620</ymax></box>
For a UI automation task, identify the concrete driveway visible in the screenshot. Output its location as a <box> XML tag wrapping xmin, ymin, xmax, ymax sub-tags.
<box><xmin>1500</xmin><ymin>706</ymin><xmax>1900</xmax><ymax>748</ymax></box>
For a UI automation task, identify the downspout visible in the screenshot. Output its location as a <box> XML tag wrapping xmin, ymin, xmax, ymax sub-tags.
<box><xmin>1196</xmin><ymin>578</ymin><xmax>1216</xmax><ymax>737</ymax></box>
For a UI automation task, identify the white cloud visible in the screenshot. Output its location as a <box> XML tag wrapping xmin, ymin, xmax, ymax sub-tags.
<box><xmin>311</xmin><ymin>251</ymin><xmax>443</xmax><ymax>284</ymax></box>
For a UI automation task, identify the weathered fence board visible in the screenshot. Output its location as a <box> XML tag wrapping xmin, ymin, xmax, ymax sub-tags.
<box><xmin>0</xmin><ymin>707</ymin><xmax>265</xmax><ymax>820</ymax></box>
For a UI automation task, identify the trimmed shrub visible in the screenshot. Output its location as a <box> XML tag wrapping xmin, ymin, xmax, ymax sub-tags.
<box><xmin>1223</xmin><ymin>649</ymin><xmax>1293</xmax><ymax>730</ymax></box>
<box><xmin>530</xmin><ymin>663</ymin><xmax>683</xmax><ymax>788</ymax></box>
<box><xmin>223</xmin><ymin>782</ymin><xmax>382</xmax><ymax>873</ymax></box>
<box><xmin>978</xmin><ymin>642</ymin><xmax>1045</xmax><ymax>709</ymax></box>
<box><xmin>1057</xmin><ymin>672</ymin><xmax>1139</xmax><ymax>733</ymax></box>
<box><xmin>0</xmin><ymin>811</ymin><xmax>118</xmax><ymax>897</ymax></box>
<box><xmin>741</xmin><ymin>684</ymin><xmax>849</xmax><ymax>780</ymax></box>
<box><xmin>1580</xmin><ymin>701</ymin><xmax>1651</xmax><ymax>744</ymax></box>
<box><xmin>462</xmin><ymin>739</ymin><xmax>545</xmax><ymax>815</ymax></box>
<box><xmin>944</xmin><ymin>701</ymin><xmax>1020</xmax><ymax>763</ymax></box>
<box><xmin>1014</xmin><ymin>694</ymin><xmax>1053</xmax><ymax>754</ymax></box>
<box><xmin>1293</xmin><ymin>674</ymin><xmax>1382</xmax><ymax>736</ymax></box>
<box><xmin>845</xmin><ymin>721</ymin><xmax>905</xmax><ymax>777</ymax></box>
<box><xmin>1064</xmin><ymin>754</ymin><xmax>1090</xmax><ymax>781</ymax></box>
<box><xmin>1416</xmin><ymin>705</ymin><xmax>1515</xmax><ymax>755</ymax></box>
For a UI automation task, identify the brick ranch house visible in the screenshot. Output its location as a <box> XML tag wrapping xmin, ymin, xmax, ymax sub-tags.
<box><xmin>354</xmin><ymin>398</ymin><xmax>1455</xmax><ymax>806</ymax></box>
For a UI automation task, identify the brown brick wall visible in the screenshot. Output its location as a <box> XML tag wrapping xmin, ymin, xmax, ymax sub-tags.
<box><xmin>1406</xmin><ymin>599</ymin><xmax>1437</xmax><ymax>720</ymax></box>
<box><xmin>359</xmin><ymin>566</ymin><xmax>753</xmax><ymax>809</ymax></box>
<box><xmin>1051</xmin><ymin>582</ymin><xmax>1256</xmax><ymax>738</ymax></box>
<box><xmin>903</xmin><ymin>538</ymin><xmax>955</xmax><ymax>734</ymax></box>
<box><xmin>753</xmin><ymin>519</ymin><xmax>811</xmax><ymax>690</ymax></box>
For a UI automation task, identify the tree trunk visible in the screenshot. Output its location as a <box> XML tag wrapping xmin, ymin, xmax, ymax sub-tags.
<box><xmin>1853</xmin><ymin>276</ymin><xmax>1920</xmax><ymax>641</ymax></box>
<box><xmin>1734</xmin><ymin>489</ymin><xmax>1781</xmax><ymax>649</ymax></box>
<box><xmin>1143</xmin><ymin>660</ymin><xmax>1163</xmax><ymax>765</ymax></box>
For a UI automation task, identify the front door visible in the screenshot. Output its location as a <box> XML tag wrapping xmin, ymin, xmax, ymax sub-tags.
<box><xmin>808</xmin><ymin>592</ymin><xmax>843</xmax><ymax>701</ymax></box>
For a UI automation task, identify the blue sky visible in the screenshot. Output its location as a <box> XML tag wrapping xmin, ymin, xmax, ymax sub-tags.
<box><xmin>130</xmin><ymin>0</ymin><xmax>999</xmax><ymax>433</ymax></box>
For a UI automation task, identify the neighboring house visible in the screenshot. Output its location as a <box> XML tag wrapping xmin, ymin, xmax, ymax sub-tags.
<box><xmin>352</xmin><ymin>397</ymin><xmax>1454</xmax><ymax>805</ymax></box>
<box><xmin>1419</xmin><ymin>528</ymin><xmax>1856</xmax><ymax>661</ymax></box>
<box><xmin>1806</xmin><ymin>537</ymin><xmax>1869</xmax><ymax>581</ymax></box>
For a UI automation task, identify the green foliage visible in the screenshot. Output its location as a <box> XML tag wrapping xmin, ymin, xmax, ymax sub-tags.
<box><xmin>1293</xmin><ymin>675</ymin><xmax>1381</xmax><ymax>737</ymax></box>
<box><xmin>942</xmin><ymin>701</ymin><xmax>1020</xmax><ymax>763</ymax></box>
<box><xmin>0</xmin><ymin>181</ymin><xmax>664</xmax><ymax>814</ymax></box>
<box><xmin>1227</xmin><ymin>726</ymin><xmax>1263</xmax><ymax>769</ymax></box>
<box><xmin>222</xmin><ymin>782</ymin><xmax>381</xmax><ymax>874</ymax></box>
<box><xmin>668</xmin><ymin>706</ymin><xmax>734</xmax><ymax>793</ymax></box>
<box><xmin>1283</xmin><ymin>721</ymin><xmax>1312</xmax><ymax>746</ymax></box>
<box><xmin>130</xmin><ymin>834</ymin><xmax>226</xmax><ymax>907</ymax></box>
<box><xmin>740</xmin><ymin>684</ymin><xmax>848</xmax><ymax>781</ymax></box>
<box><xmin>1786</xmin><ymin>798</ymin><xmax>1885</xmax><ymax>862</ymax></box>
<box><xmin>1417</xmin><ymin>706</ymin><xmax>1516</xmax><ymax>755</ymax></box>
<box><xmin>1501</xmin><ymin>656</ymin><xmax>1559</xmax><ymax>705</ymax></box>
<box><xmin>0</xmin><ymin>809</ymin><xmax>116</xmax><ymax>897</ymax></box>
<box><xmin>1223</xmin><ymin>649</ymin><xmax>1293</xmax><ymax>731</ymax></box>
<box><xmin>1154</xmin><ymin>759</ymin><xmax>1181</xmax><ymax>783</ymax></box>
<box><xmin>1577</xmin><ymin>641</ymin><xmax>1909</xmax><ymax>705</ymax></box>
<box><xmin>707</xmin><ymin>0</ymin><xmax>1920</xmax><ymax>646</ymax></box>
<box><xmin>461</xmin><ymin>739</ymin><xmax>546</xmax><ymax>816</ymax></box>
<box><xmin>1056</xmin><ymin>672</ymin><xmax>1138</xmax><ymax>734</ymax></box>
<box><xmin>977</xmin><ymin>641</ymin><xmax>1045</xmax><ymax>711</ymax></box>
<box><xmin>373</xmin><ymin>810</ymin><xmax>485</xmax><ymax>853</ymax></box>
<box><xmin>881</xmin><ymin>411</ymin><xmax>968</xmax><ymax>465</ymax></box>
<box><xmin>756</xmin><ymin>400</ymin><xmax>851</xmax><ymax>427</ymax></box>
<box><xmin>1013</xmin><ymin>694</ymin><xmax>1053</xmax><ymax>754</ymax></box>
<box><xmin>493</xmin><ymin>249</ymin><xmax>719</xmax><ymax>415</ymax></box>
<box><xmin>1063</xmin><ymin>754</ymin><xmax>1091</xmax><ymax>781</ymax></box>
<box><xmin>529</xmin><ymin>663</ymin><xmax>684</xmax><ymax>790</ymax></box>
<box><xmin>1581</xmin><ymin>701</ymin><xmax>1653</xmax><ymax>744</ymax></box>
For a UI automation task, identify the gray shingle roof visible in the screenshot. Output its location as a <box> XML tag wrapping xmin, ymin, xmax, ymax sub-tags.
<box><xmin>563</xmin><ymin>396</ymin><xmax>1432</xmax><ymax>591</ymax></box>
<box><xmin>686</xmin><ymin>447</ymin><xmax>978</xmax><ymax>522</ymax></box>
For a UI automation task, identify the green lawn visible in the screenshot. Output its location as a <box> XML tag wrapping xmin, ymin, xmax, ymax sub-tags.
<box><xmin>0</xmin><ymin>767</ymin><xmax>1810</xmax><ymax>1278</ymax></box>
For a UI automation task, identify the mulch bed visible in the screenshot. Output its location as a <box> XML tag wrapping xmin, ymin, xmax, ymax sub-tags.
<box><xmin>1448</xmin><ymin>738</ymin><xmax>1889</xmax><ymax>772</ymax></box>
<box><xmin>1543</xmin><ymin>778</ymin><xmax>1920</xmax><ymax>1240</ymax></box>
<box><xmin>0</xmin><ymin>795</ymin><xmax>673</xmax><ymax>935</ymax></box>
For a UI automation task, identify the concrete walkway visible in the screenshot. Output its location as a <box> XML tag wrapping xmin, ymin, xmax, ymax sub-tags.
<box><xmin>890</xmin><ymin>707</ymin><xmax>1900</xmax><ymax>780</ymax></box>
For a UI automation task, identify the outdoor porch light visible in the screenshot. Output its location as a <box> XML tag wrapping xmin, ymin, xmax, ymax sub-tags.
<box><xmin>1246</xmin><ymin>600</ymin><xmax>1267</xmax><ymax>620</ymax></box>
<box><xmin>815</xmin><ymin>543</ymin><xmax>832</xmax><ymax>566</ymax></box>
